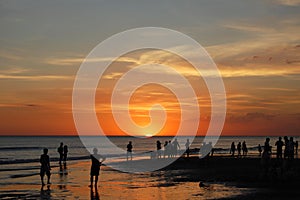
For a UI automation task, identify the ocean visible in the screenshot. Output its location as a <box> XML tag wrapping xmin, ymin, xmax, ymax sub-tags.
<box><xmin>0</xmin><ymin>136</ymin><xmax>298</xmax><ymax>179</ymax></box>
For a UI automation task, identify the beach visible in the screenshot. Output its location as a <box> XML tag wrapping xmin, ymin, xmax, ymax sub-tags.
<box><xmin>1</xmin><ymin>155</ymin><xmax>300</xmax><ymax>200</ymax></box>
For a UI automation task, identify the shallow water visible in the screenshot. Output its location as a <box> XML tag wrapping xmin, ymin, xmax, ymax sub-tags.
<box><xmin>0</xmin><ymin>161</ymin><xmax>255</xmax><ymax>200</ymax></box>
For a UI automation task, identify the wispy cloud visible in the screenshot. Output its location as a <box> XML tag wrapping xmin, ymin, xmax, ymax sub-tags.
<box><xmin>0</xmin><ymin>74</ymin><xmax>73</xmax><ymax>80</ymax></box>
<box><xmin>273</xmin><ymin>0</ymin><xmax>300</xmax><ymax>6</ymax></box>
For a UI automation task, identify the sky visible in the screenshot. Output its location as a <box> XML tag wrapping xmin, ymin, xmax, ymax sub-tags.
<box><xmin>0</xmin><ymin>0</ymin><xmax>300</xmax><ymax>136</ymax></box>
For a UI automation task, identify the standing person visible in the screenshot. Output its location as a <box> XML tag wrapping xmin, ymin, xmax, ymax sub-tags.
<box><xmin>288</xmin><ymin>137</ymin><xmax>295</xmax><ymax>160</ymax></box>
<box><xmin>40</xmin><ymin>148</ymin><xmax>51</xmax><ymax>186</ymax></box>
<box><xmin>126</xmin><ymin>141</ymin><xmax>133</xmax><ymax>161</ymax></box>
<box><xmin>284</xmin><ymin>136</ymin><xmax>289</xmax><ymax>159</ymax></box>
<box><xmin>185</xmin><ymin>139</ymin><xmax>190</xmax><ymax>158</ymax></box>
<box><xmin>230</xmin><ymin>142</ymin><xmax>236</xmax><ymax>157</ymax></box>
<box><xmin>169</xmin><ymin>140</ymin><xmax>174</xmax><ymax>157</ymax></box>
<box><xmin>262</xmin><ymin>138</ymin><xmax>272</xmax><ymax>174</ymax></box>
<box><xmin>295</xmin><ymin>141</ymin><xmax>298</xmax><ymax>156</ymax></box>
<box><xmin>163</xmin><ymin>141</ymin><xmax>168</xmax><ymax>158</ymax></box>
<box><xmin>275</xmin><ymin>137</ymin><xmax>284</xmax><ymax>159</ymax></box>
<box><xmin>242</xmin><ymin>141</ymin><xmax>248</xmax><ymax>157</ymax></box>
<box><xmin>156</xmin><ymin>140</ymin><xmax>162</xmax><ymax>159</ymax></box>
<box><xmin>172</xmin><ymin>138</ymin><xmax>180</xmax><ymax>157</ymax></box>
<box><xmin>90</xmin><ymin>148</ymin><xmax>106</xmax><ymax>187</ymax></box>
<box><xmin>63</xmin><ymin>145</ymin><xmax>68</xmax><ymax>163</ymax></box>
<box><xmin>237</xmin><ymin>142</ymin><xmax>242</xmax><ymax>158</ymax></box>
<box><xmin>258</xmin><ymin>144</ymin><xmax>262</xmax><ymax>157</ymax></box>
<box><xmin>57</xmin><ymin>142</ymin><xmax>64</xmax><ymax>164</ymax></box>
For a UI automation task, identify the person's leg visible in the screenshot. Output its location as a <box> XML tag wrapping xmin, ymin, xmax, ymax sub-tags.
<box><xmin>95</xmin><ymin>175</ymin><xmax>98</xmax><ymax>186</ymax></box>
<box><xmin>41</xmin><ymin>174</ymin><xmax>45</xmax><ymax>186</ymax></box>
<box><xmin>90</xmin><ymin>175</ymin><xmax>94</xmax><ymax>186</ymax></box>
<box><xmin>46</xmin><ymin>171</ymin><xmax>51</xmax><ymax>184</ymax></box>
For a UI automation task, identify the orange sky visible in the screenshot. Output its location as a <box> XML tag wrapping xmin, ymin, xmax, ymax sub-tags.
<box><xmin>0</xmin><ymin>1</ymin><xmax>300</xmax><ymax>136</ymax></box>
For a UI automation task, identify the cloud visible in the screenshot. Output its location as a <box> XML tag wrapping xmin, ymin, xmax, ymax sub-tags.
<box><xmin>228</xmin><ymin>112</ymin><xmax>277</xmax><ymax>122</ymax></box>
<box><xmin>0</xmin><ymin>103</ymin><xmax>40</xmax><ymax>108</ymax></box>
<box><xmin>273</xmin><ymin>0</ymin><xmax>300</xmax><ymax>6</ymax></box>
<box><xmin>0</xmin><ymin>74</ymin><xmax>73</xmax><ymax>80</ymax></box>
<box><xmin>0</xmin><ymin>67</ymin><xmax>29</xmax><ymax>74</ymax></box>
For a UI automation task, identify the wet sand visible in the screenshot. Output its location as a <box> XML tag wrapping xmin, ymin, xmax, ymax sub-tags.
<box><xmin>0</xmin><ymin>156</ymin><xmax>299</xmax><ymax>199</ymax></box>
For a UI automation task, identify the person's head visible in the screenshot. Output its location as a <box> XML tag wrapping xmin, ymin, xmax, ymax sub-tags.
<box><xmin>60</xmin><ymin>142</ymin><xmax>63</xmax><ymax>146</ymax></box>
<box><xmin>129</xmin><ymin>141</ymin><xmax>132</xmax><ymax>144</ymax></box>
<box><xmin>279</xmin><ymin>137</ymin><xmax>282</xmax><ymax>141</ymax></box>
<box><xmin>266</xmin><ymin>137</ymin><xmax>270</xmax><ymax>142</ymax></box>
<box><xmin>43</xmin><ymin>148</ymin><xmax>48</xmax><ymax>154</ymax></box>
<box><xmin>284</xmin><ymin>136</ymin><xmax>288</xmax><ymax>141</ymax></box>
<box><xmin>93</xmin><ymin>148</ymin><xmax>98</xmax><ymax>154</ymax></box>
<box><xmin>290</xmin><ymin>137</ymin><xmax>294</xmax><ymax>141</ymax></box>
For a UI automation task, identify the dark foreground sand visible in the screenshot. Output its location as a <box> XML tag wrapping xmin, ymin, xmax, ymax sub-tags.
<box><xmin>163</xmin><ymin>156</ymin><xmax>300</xmax><ymax>200</ymax></box>
<box><xmin>0</xmin><ymin>156</ymin><xmax>299</xmax><ymax>199</ymax></box>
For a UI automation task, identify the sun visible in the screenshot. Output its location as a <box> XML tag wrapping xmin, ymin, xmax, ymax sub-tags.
<box><xmin>145</xmin><ymin>134</ymin><xmax>153</xmax><ymax>138</ymax></box>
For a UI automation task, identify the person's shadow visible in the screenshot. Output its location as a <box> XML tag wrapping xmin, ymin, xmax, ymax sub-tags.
<box><xmin>58</xmin><ymin>162</ymin><xmax>68</xmax><ymax>190</ymax></box>
<box><xmin>40</xmin><ymin>185</ymin><xmax>51</xmax><ymax>199</ymax></box>
<box><xmin>90</xmin><ymin>187</ymin><xmax>100</xmax><ymax>200</ymax></box>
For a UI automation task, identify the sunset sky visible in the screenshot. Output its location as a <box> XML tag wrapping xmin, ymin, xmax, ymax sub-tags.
<box><xmin>0</xmin><ymin>0</ymin><xmax>300</xmax><ymax>136</ymax></box>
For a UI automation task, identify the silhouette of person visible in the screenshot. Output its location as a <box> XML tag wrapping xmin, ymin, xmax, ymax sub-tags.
<box><xmin>90</xmin><ymin>148</ymin><xmax>106</xmax><ymax>187</ymax></box>
<box><xmin>168</xmin><ymin>140</ymin><xmax>173</xmax><ymax>157</ymax></box>
<box><xmin>163</xmin><ymin>141</ymin><xmax>168</xmax><ymax>158</ymax></box>
<box><xmin>185</xmin><ymin>139</ymin><xmax>190</xmax><ymax>157</ymax></box>
<box><xmin>284</xmin><ymin>136</ymin><xmax>289</xmax><ymax>159</ymax></box>
<box><xmin>63</xmin><ymin>145</ymin><xmax>68</xmax><ymax>163</ymax></box>
<box><xmin>237</xmin><ymin>142</ymin><xmax>242</xmax><ymax>158</ymax></box>
<box><xmin>262</xmin><ymin>137</ymin><xmax>271</xmax><ymax>174</ymax></box>
<box><xmin>275</xmin><ymin>137</ymin><xmax>284</xmax><ymax>159</ymax></box>
<box><xmin>40</xmin><ymin>148</ymin><xmax>51</xmax><ymax>186</ymax></box>
<box><xmin>288</xmin><ymin>137</ymin><xmax>295</xmax><ymax>160</ymax></box>
<box><xmin>295</xmin><ymin>141</ymin><xmax>298</xmax><ymax>156</ymax></box>
<box><xmin>230</xmin><ymin>142</ymin><xmax>236</xmax><ymax>157</ymax></box>
<box><xmin>172</xmin><ymin>138</ymin><xmax>180</xmax><ymax>157</ymax></box>
<box><xmin>57</xmin><ymin>142</ymin><xmax>64</xmax><ymax>164</ymax></box>
<box><xmin>242</xmin><ymin>141</ymin><xmax>248</xmax><ymax>157</ymax></box>
<box><xmin>258</xmin><ymin>144</ymin><xmax>262</xmax><ymax>157</ymax></box>
<box><xmin>156</xmin><ymin>140</ymin><xmax>162</xmax><ymax>159</ymax></box>
<box><xmin>126</xmin><ymin>141</ymin><xmax>133</xmax><ymax>161</ymax></box>
<box><xmin>208</xmin><ymin>142</ymin><xmax>213</xmax><ymax>157</ymax></box>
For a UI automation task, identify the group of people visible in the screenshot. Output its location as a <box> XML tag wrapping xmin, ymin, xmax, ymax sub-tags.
<box><xmin>40</xmin><ymin>142</ymin><xmax>106</xmax><ymax>188</ymax></box>
<box><xmin>40</xmin><ymin>137</ymin><xmax>298</xmax><ymax>187</ymax></box>
<box><xmin>126</xmin><ymin>139</ymin><xmax>183</xmax><ymax>160</ymax></box>
<box><xmin>230</xmin><ymin>141</ymin><xmax>248</xmax><ymax>157</ymax></box>
<box><xmin>57</xmin><ymin>142</ymin><xmax>68</xmax><ymax>164</ymax></box>
<box><xmin>261</xmin><ymin>137</ymin><xmax>298</xmax><ymax>176</ymax></box>
<box><xmin>262</xmin><ymin>136</ymin><xmax>298</xmax><ymax>160</ymax></box>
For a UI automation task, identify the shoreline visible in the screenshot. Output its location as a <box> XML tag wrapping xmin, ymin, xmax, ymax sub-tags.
<box><xmin>1</xmin><ymin>155</ymin><xmax>299</xmax><ymax>199</ymax></box>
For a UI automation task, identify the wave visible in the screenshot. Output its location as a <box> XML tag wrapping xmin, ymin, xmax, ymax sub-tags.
<box><xmin>0</xmin><ymin>147</ymin><xmax>43</xmax><ymax>151</ymax></box>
